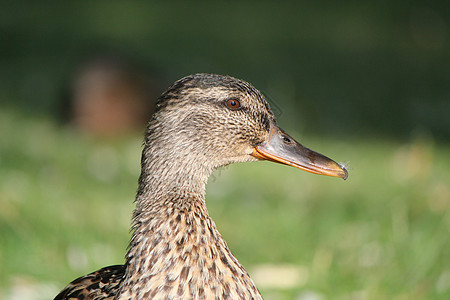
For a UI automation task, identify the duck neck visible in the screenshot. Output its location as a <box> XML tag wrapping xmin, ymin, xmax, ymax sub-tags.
<box><xmin>118</xmin><ymin>143</ymin><xmax>262</xmax><ymax>298</ymax></box>
<box><xmin>135</xmin><ymin>142</ymin><xmax>212</xmax><ymax>210</ymax></box>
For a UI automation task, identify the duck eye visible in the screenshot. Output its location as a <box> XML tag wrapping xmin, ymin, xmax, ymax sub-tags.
<box><xmin>225</xmin><ymin>99</ymin><xmax>241</xmax><ymax>110</ymax></box>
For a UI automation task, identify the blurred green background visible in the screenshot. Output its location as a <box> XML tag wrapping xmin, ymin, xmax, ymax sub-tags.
<box><xmin>0</xmin><ymin>1</ymin><xmax>449</xmax><ymax>299</ymax></box>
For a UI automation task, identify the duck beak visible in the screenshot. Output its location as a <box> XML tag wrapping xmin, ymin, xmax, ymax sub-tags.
<box><xmin>252</xmin><ymin>123</ymin><xmax>348</xmax><ymax>180</ymax></box>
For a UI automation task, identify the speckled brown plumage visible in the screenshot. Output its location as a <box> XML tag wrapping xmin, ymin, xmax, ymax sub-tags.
<box><xmin>55</xmin><ymin>73</ymin><xmax>347</xmax><ymax>299</ymax></box>
<box><xmin>54</xmin><ymin>265</ymin><xmax>124</xmax><ymax>299</ymax></box>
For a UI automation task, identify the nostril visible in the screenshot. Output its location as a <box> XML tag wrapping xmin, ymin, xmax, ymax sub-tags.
<box><xmin>281</xmin><ymin>135</ymin><xmax>292</xmax><ymax>144</ymax></box>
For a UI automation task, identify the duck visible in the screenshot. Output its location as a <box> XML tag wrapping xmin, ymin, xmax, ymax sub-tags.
<box><xmin>54</xmin><ymin>73</ymin><xmax>347</xmax><ymax>299</ymax></box>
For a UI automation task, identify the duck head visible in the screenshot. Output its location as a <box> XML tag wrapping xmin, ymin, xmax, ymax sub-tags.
<box><xmin>144</xmin><ymin>73</ymin><xmax>347</xmax><ymax>186</ymax></box>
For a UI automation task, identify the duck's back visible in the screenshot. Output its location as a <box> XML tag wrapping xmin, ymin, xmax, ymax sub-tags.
<box><xmin>54</xmin><ymin>265</ymin><xmax>125</xmax><ymax>300</ymax></box>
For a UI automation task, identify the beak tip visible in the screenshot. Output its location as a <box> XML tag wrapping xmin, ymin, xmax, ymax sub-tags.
<box><xmin>340</xmin><ymin>165</ymin><xmax>349</xmax><ymax>180</ymax></box>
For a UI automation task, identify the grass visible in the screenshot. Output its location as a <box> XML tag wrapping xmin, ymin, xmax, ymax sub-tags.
<box><xmin>0</xmin><ymin>109</ymin><xmax>448</xmax><ymax>299</ymax></box>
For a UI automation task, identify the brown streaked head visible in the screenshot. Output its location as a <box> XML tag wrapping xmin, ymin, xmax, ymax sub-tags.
<box><xmin>145</xmin><ymin>73</ymin><xmax>348</xmax><ymax>180</ymax></box>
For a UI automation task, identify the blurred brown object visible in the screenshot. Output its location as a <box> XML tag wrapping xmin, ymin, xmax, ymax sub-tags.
<box><xmin>71</xmin><ymin>57</ymin><xmax>159</xmax><ymax>136</ymax></box>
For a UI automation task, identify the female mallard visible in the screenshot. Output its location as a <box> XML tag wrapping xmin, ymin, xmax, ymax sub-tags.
<box><xmin>55</xmin><ymin>73</ymin><xmax>347</xmax><ymax>299</ymax></box>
